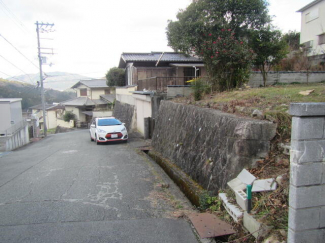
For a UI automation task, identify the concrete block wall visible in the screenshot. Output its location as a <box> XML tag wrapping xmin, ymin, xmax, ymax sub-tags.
<box><xmin>167</xmin><ymin>86</ymin><xmax>193</xmax><ymax>99</ymax></box>
<box><xmin>248</xmin><ymin>72</ymin><xmax>325</xmax><ymax>87</ymax></box>
<box><xmin>5</xmin><ymin>125</ymin><xmax>29</xmax><ymax>151</ymax></box>
<box><xmin>288</xmin><ymin>103</ymin><xmax>325</xmax><ymax>242</ymax></box>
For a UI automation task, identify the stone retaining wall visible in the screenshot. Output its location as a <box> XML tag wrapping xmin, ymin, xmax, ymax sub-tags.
<box><xmin>152</xmin><ymin>101</ymin><xmax>276</xmax><ymax>192</ymax></box>
<box><xmin>113</xmin><ymin>101</ymin><xmax>136</xmax><ymax>132</ymax></box>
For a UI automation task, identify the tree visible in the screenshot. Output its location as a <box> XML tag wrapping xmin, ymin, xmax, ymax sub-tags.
<box><xmin>282</xmin><ymin>31</ymin><xmax>300</xmax><ymax>51</ymax></box>
<box><xmin>250</xmin><ymin>27</ymin><xmax>288</xmax><ymax>86</ymax></box>
<box><xmin>106</xmin><ymin>67</ymin><xmax>125</xmax><ymax>87</ymax></box>
<box><xmin>199</xmin><ymin>29</ymin><xmax>256</xmax><ymax>90</ymax></box>
<box><xmin>63</xmin><ymin>111</ymin><xmax>76</xmax><ymax>122</ymax></box>
<box><xmin>166</xmin><ymin>0</ymin><xmax>271</xmax><ymax>91</ymax></box>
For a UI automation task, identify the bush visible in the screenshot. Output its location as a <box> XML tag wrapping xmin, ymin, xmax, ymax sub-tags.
<box><xmin>190</xmin><ymin>78</ymin><xmax>210</xmax><ymax>101</ymax></box>
<box><xmin>198</xmin><ymin>191</ymin><xmax>220</xmax><ymax>211</ymax></box>
<box><xmin>106</xmin><ymin>67</ymin><xmax>126</xmax><ymax>87</ymax></box>
<box><xmin>63</xmin><ymin>111</ymin><xmax>76</xmax><ymax>122</ymax></box>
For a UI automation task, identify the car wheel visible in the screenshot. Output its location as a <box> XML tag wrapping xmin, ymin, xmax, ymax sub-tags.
<box><xmin>123</xmin><ymin>140</ymin><xmax>128</xmax><ymax>143</ymax></box>
<box><xmin>90</xmin><ymin>134</ymin><xmax>94</xmax><ymax>141</ymax></box>
<box><xmin>96</xmin><ymin>134</ymin><xmax>100</xmax><ymax>145</ymax></box>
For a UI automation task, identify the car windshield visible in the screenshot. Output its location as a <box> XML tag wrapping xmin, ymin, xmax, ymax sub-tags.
<box><xmin>98</xmin><ymin>118</ymin><xmax>122</xmax><ymax>126</ymax></box>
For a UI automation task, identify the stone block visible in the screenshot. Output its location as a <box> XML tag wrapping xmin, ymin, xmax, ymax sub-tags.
<box><xmin>290</xmin><ymin>140</ymin><xmax>325</xmax><ymax>164</ymax></box>
<box><xmin>321</xmin><ymin>206</ymin><xmax>325</xmax><ymax>228</ymax></box>
<box><xmin>219</xmin><ymin>193</ymin><xmax>243</xmax><ymax>222</ymax></box>
<box><xmin>290</xmin><ymin>102</ymin><xmax>325</xmax><ymax>117</ymax></box>
<box><xmin>291</xmin><ymin>117</ymin><xmax>324</xmax><ymax>140</ymax></box>
<box><xmin>237</xmin><ymin>169</ymin><xmax>256</xmax><ymax>185</ymax></box>
<box><xmin>234</xmin><ymin>121</ymin><xmax>276</xmax><ymax>141</ymax></box>
<box><xmin>289</xmin><ymin>207</ymin><xmax>320</xmax><ymax>231</ymax></box>
<box><xmin>227</xmin><ymin>178</ymin><xmax>246</xmax><ymax>192</ymax></box>
<box><xmin>288</xmin><ymin>228</ymin><xmax>325</xmax><ymax>243</ymax></box>
<box><xmin>243</xmin><ymin>212</ymin><xmax>262</xmax><ymax>238</ymax></box>
<box><xmin>235</xmin><ymin>190</ymin><xmax>247</xmax><ymax>211</ymax></box>
<box><xmin>252</xmin><ymin>179</ymin><xmax>277</xmax><ymax>192</ymax></box>
<box><xmin>323</xmin><ymin>163</ymin><xmax>325</xmax><ymax>184</ymax></box>
<box><xmin>289</xmin><ymin>185</ymin><xmax>324</xmax><ymax>209</ymax></box>
<box><xmin>290</xmin><ymin>163</ymin><xmax>323</xmax><ymax>186</ymax></box>
<box><xmin>232</xmin><ymin>139</ymin><xmax>270</xmax><ymax>158</ymax></box>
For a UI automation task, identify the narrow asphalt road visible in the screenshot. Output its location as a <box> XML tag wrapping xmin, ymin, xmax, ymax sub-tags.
<box><xmin>0</xmin><ymin>130</ymin><xmax>199</xmax><ymax>243</ymax></box>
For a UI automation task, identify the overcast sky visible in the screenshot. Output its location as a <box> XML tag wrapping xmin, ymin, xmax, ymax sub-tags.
<box><xmin>0</xmin><ymin>0</ymin><xmax>313</xmax><ymax>81</ymax></box>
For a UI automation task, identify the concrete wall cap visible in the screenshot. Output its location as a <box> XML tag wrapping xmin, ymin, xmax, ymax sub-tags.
<box><xmin>289</xmin><ymin>103</ymin><xmax>325</xmax><ymax>117</ymax></box>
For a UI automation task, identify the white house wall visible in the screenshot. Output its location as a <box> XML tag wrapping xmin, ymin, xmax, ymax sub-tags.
<box><xmin>93</xmin><ymin>111</ymin><xmax>113</xmax><ymax>117</ymax></box>
<box><xmin>116</xmin><ymin>86</ymin><xmax>137</xmax><ymax>95</ymax></box>
<box><xmin>133</xmin><ymin>94</ymin><xmax>152</xmax><ymax>135</ymax></box>
<box><xmin>65</xmin><ymin>106</ymin><xmax>86</xmax><ymax>122</ymax></box>
<box><xmin>126</xmin><ymin>63</ymin><xmax>134</xmax><ymax>86</ymax></box>
<box><xmin>136</xmin><ymin>99</ymin><xmax>152</xmax><ymax>135</ymax></box>
<box><xmin>116</xmin><ymin>94</ymin><xmax>135</xmax><ymax>106</ymax></box>
<box><xmin>57</xmin><ymin>119</ymin><xmax>72</xmax><ymax>128</ymax></box>
<box><xmin>300</xmin><ymin>0</ymin><xmax>325</xmax><ymax>55</ymax></box>
<box><xmin>0</xmin><ymin>103</ymin><xmax>11</xmax><ymax>132</ymax></box>
<box><xmin>47</xmin><ymin>110</ymin><xmax>57</xmax><ymax>129</ymax></box>
<box><xmin>91</xmin><ymin>89</ymin><xmax>106</xmax><ymax>99</ymax></box>
<box><xmin>116</xmin><ymin>86</ymin><xmax>137</xmax><ymax>106</ymax></box>
<box><xmin>10</xmin><ymin>101</ymin><xmax>23</xmax><ymax>125</ymax></box>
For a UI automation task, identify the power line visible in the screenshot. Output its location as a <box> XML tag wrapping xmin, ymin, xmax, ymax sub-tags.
<box><xmin>0</xmin><ymin>54</ymin><xmax>33</xmax><ymax>82</ymax></box>
<box><xmin>0</xmin><ymin>34</ymin><xmax>39</xmax><ymax>69</ymax></box>
<box><xmin>0</xmin><ymin>0</ymin><xmax>30</xmax><ymax>34</ymax></box>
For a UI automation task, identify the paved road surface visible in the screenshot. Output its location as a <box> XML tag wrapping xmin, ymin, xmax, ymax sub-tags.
<box><xmin>0</xmin><ymin>130</ymin><xmax>198</xmax><ymax>243</ymax></box>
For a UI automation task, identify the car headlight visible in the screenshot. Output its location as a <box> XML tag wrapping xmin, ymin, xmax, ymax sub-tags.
<box><xmin>98</xmin><ymin>129</ymin><xmax>106</xmax><ymax>133</ymax></box>
<box><xmin>121</xmin><ymin>127</ymin><xmax>126</xmax><ymax>132</ymax></box>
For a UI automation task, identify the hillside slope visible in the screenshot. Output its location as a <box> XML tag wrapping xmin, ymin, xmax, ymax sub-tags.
<box><xmin>0</xmin><ymin>78</ymin><xmax>76</xmax><ymax>110</ymax></box>
<box><xmin>9</xmin><ymin>72</ymin><xmax>91</xmax><ymax>91</ymax></box>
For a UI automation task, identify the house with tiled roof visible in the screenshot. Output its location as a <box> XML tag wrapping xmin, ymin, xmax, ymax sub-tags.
<box><xmin>29</xmin><ymin>103</ymin><xmax>70</xmax><ymax>130</ymax></box>
<box><xmin>118</xmin><ymin>52</ymin><xmax>206</xmax><ymax>90</ymax></box>
<box><xmin>61</xmin><ymin>79</ymin><xmax>115</xmax><ymax>127</ymax></box>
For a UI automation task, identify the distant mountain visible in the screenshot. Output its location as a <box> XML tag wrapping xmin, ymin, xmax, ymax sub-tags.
<box><xmin>0</xmin><ymin>78</ymin><xmax>76</xmax><ymax>110</ymax></box>
<box><xmin>9</xmin><ymin>72</ymin><xmax>91</xmax><ymax>91</ymax></box>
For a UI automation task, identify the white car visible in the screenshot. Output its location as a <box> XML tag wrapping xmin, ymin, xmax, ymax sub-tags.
<box><xmin>90</xmin><ymin>117</ymin><xmax>128</xmax><ymax>144</ymax></box>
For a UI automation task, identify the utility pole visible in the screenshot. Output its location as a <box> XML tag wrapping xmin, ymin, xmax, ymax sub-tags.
<box><xmin>35</xmin><ymin>21</ymin><xmax>54</xmax><ymax>137</ymax></box>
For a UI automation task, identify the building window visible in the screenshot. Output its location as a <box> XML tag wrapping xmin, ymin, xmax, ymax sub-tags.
<box><xmin>80</xmin><ymin>89</ymin><xmax>87</xmax><ymax>96</ymax></box>
<box><xmin>319</xmin><ymin>34</ymin><xmax>325</xmax><ymax>45</ymax></box>
<box><xmin>305</xmin><ymin>9</ymin><xmax>319</xmax><ymax>23</ymax></box>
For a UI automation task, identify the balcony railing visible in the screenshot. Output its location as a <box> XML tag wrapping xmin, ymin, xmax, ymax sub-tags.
<box><xmin>137</xmin><ymin>76</ymin><xmax>208</xmax><ymax>92</ymax></box>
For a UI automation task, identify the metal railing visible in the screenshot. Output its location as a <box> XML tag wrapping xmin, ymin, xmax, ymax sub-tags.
<box><xmin>137</xmin><ymin>76</ymin><xmax>206</xmax><ymax>92</ymax></box>
<box><xmin>0</xmin><ymin>119</ymin><xmax>28</xmax><ymax>137</ymax></box>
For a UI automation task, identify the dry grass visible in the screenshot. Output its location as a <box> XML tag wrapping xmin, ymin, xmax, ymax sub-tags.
<box><xmin>174</xmin><ymin>82</ymin><xmax>325</xmax><ymax>141</ymax></box>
